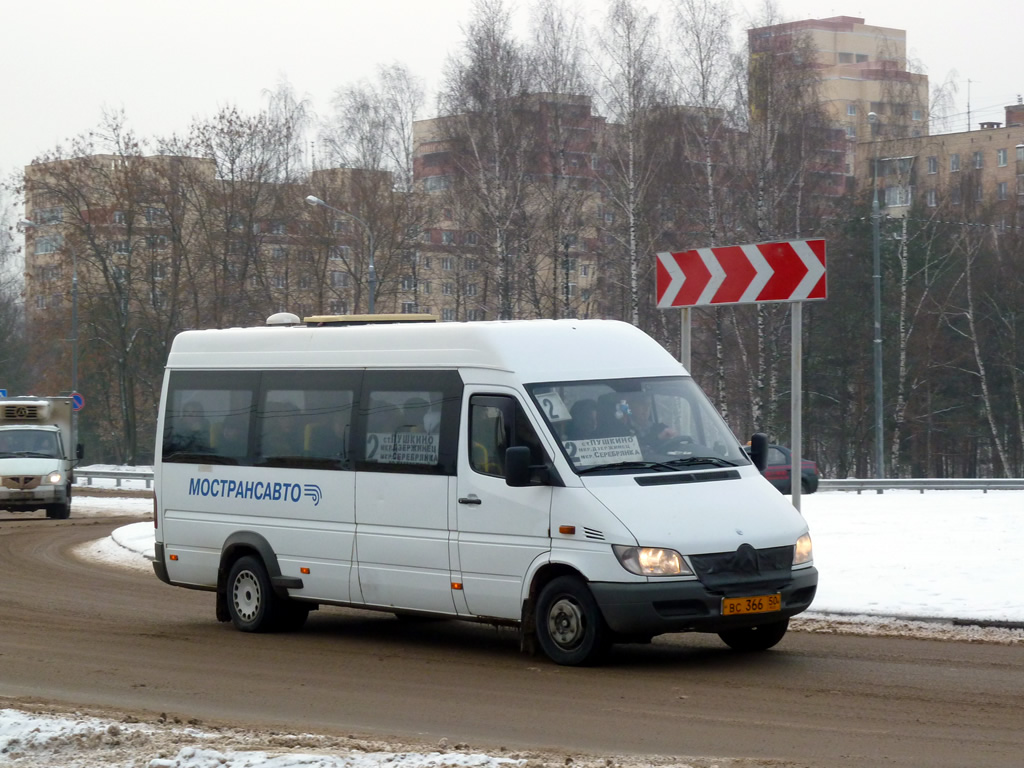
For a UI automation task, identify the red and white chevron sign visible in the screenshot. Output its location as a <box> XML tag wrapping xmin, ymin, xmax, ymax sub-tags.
<box><xmin>656</xmin><ymin>239</ymin><xmax>827</xmax><ymax>308</ymax></box>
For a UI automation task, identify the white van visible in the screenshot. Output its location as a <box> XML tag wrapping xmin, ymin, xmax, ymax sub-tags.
<box><xmin>152</xmin><ymin>317</ymin><xmax>816</xmax><ymax>665</ymax></box>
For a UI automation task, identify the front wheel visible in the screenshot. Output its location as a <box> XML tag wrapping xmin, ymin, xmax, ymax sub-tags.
<box><xmin>535</xmin><ymin>576</ymin><xmax>610</xmax><ymax>666</ymax></box>
<box><xmin>718</xmin><ymin>618</ymin><xmax>789</xmax><ymax>652</ymax></box>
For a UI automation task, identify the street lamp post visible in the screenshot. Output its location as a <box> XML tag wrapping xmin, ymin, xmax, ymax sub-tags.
<box><xmin>304</xmin><ymin>195</ymin><xmax>377</xmax><ymax>315</ymax></box>
<box><xmin>868</xmin><ymin>112</ymin><xmax>884</xmax><ymax>480</ymax></box>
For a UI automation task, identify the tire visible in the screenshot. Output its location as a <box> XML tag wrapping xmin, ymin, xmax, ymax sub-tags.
<box><xmin>535</xmin><ymin>575</ymin><xmax>610</xmax><ymax>666</ymax></box>
<box><xmin>718</xmin><ymin>618</ymin><xmax>790</xmax><ymax>652</ymax></box>
<box><xmin>801</xmin><ymin>478</ymin><xmax>812</xmax><ymax>495</ymax></box>
<box><xmin>45</xmin><ymin>501</ymin><xmax>71</xmax><ymax>520</ymax></box>
<box><xmin>226</xmin><ymin>555</ymin><xmax>279</xmax><ymax>632</ymax></box>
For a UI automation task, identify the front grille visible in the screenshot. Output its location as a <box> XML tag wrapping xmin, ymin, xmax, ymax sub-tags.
<box><xmin>689</xmin><ymin>544</ymin><xmax>793</xmax><ymax>590</ymax></box>
<box><xmin>2</xmin><ymin>475</ymin><xmax>42</xmax><ymax>490</ymax></box>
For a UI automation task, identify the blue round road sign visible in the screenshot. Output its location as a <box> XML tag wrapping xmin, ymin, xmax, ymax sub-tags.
<box><xmin>72</xmin><ymin>392</ymin><xmax>84</xmax><ymax>411</ymax></box>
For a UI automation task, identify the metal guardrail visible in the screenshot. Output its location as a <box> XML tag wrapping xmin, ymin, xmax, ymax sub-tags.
<box><xmin>73</xmin><ymin>468</ymin><xmax>1024</xmax><ymax>494</ymax></box>
<box><xmin>75</xmin><ymin>468</ymin><xmax>153</xmax><ymax>489</ymax></box>
<box><xmin>819</xmin><ymin>478</ymin><xmax>1024</xmax><ymax>493</ymax></box>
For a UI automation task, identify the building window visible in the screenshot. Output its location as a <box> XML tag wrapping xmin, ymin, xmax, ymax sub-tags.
<box><xmin>997</xmin><ymin>148</ymin><xmax>1008</xmax><ymax>167</ymax></box>
<box><xmin>419</xmin><ymin>280</ymin><xmax>431</xmax><ymax>295</ymax></box>
<box><xmin>442</xmin><ymin>230</ymin><xmax>455</xmax><ymax>245</ymax></box>
<box><xmin>465</xmin><ymin>283</ymin><xmax>478</xmax><ymax>297</ymax></box>
<box><xmin>330</xmin><ymin>271</ymin><xmax>348</xmax><ymax>288</ymax></box>
<box><xmin>328</xmin><ymin>300</ymin><xmax>347</xmax><ymax>314</ymax></box>
<box><xmin>581</xmin><ymin>264</ymin><xmax>590</xmax><ymax>277</ymax></box>
<box><xmin>951</xmin><ymin>187</ymin><xmax>961</xmax><ymax>205</ymax></box>
<box><xmin>113</xmin><ymin>240</ymin><xmax>131</xmax><ymax>254</ymax></box>
<box><xmin>34</xmin><ymin>235</ymin><xmax>61</xmax><ymax>255</ymax></box>
<box><xmin>329</xmin><ymin>245</ymin><xmax>351</xmax><ymax>260</ymax></box>
<box><xmin>975</xmin><ymin>185</ymin><xmax>983</xmax><ymax>202</ymax></box>
<box><xmin>926</xmin><ymin>189</ymin><xmax>937</xmax><ymax>207</ymax></box>
<box><xmin>464</xmin><ymin>258</ymin><xmax>477</xmax><ymax>271</ymax></box>
<box><xmin>856</xmin><ymin>53</ymin><xmax>868</xmax><ymax>63</ymax></box>
<box><xmin>332</xmin><ymin>219</ymin><xmax>351</xmax><ymax>234</ymax></box>
<box><xmin>927</xmin><ymin>156</ymin><xmax>938</xmax><ymax>174</ymax></box>
<box><xmin>270</xmin><ymin>222</ymin><xmax>286</xmax><ymax>235</ymax></box>
<box><xmin>912</xmin><ymin>109</ymin><xmax>923</xmax><ymax>121</ymax></box>
<box><xmin>425</xmin><ymin>175</ymin><xmax>451</xmax><ymax>192</ymax></box>
<box><xmin>443</xmin><ymin>282</ymin><xmax>453</xmax><ymax>296</ymax></box>
<box><xmin>997</xmin><ymin>182</ymin><xmax>1008</xmax><ymax>201</ymax></box>
<box><xmin>467</xmin><ymin>309</ymin><xmax>484</xmax><ymax>321</ymax></box>
<box><xmin>401</xmin><ymin>275</ymin><xmax>415</xmax><ymax>291</ymax></box>
<box><xmin>36</xmin><ymin>207</ymin><xmax>63</xmax><ymax>224</ymax></box>
<box><xmin>146</xmin><ymin>235</ymin><xmax>168</xmax><ymax>250</ymax></box>
<box><xmin>145</xmin><ymin>206</ymin><xmax>167</xmax><ymax>225</ymax></box>
<box><xmin>401</xmin><ymin>302</ymin><xmax>417</xmax><ymax>314</ymax></box>
<box><xmin>950</xmin><ymin>154</ymin><xmax>960</xmax><ymax>172</ymax></box>
<box><xmin>845</xmin><ymin>125</ymin><xmax>856</xmax><ymax>139</ymax></box>
<box><xmin>846</xmin><ymin>103</ymin><xmax>857</xmax><ymax>116</ymax></box>
<box><xmin>838</xmin><ymin>52</ymin><xmax>853</xmax><ymax>63</ymax></box>
<box><xmin>974</xmin><ymin>151</ymin><xmax>984</xmax><ymax>170</ymax></box>
<box><xmin>1018</xmin><ymin>146</ymin><xmax>1024</xmax><ymax>162</ymax></box>
<box><xmin>441</xmin><ymin>257</ymin><xmax>453</xmax><ymax>271</ymax></box>
<box><xmin>466</xmin><ymin>232</ymin><xmax>478</xmax><ymax>245</ymax></box>
<box><xmin>272</xmin><ymin>246</ymin><xmax>287</xmax><ymax>259</ymax></box>
<box><xmin>113</xmin><ymin>210</ymin><xmax>126</xmax><ymax>226</ymax></box>
<box><xmin>299</xmin><ymin>275</ymin><xmax>312</xmax><ymax>290</ymax></box>
<box><xmin>442</xmin><ymin>308</ymin><xmax>456</xmax><ymax>322</ymax></box>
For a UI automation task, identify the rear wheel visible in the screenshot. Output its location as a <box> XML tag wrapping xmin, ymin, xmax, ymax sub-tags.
<box><xmin>227</xmin><ymin>556</ymin><xmax>278</xmax><ymax>632</ymax></box>
<box><xmin>535</xmin><ymin>575</ymin><xmax>610</xmax><ymax>666</ymax></box>
<box><xmin>718</xmin><ymin>618</ymin><xmax>790</xmax><ymax>652</ymax></box>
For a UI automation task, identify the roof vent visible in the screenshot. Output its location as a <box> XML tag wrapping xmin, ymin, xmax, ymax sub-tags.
<box><xmin>266</xmin><ymin>312</ymin><xmax>302</xmax><ymax>327</ymax></box>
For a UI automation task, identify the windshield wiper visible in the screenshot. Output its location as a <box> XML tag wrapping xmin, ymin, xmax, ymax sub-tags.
<box><xmin>663</xmin><ymin>456</ymin><xmax>739</xmax><ymax>468</ymax></box>
<box><xmin>578</xmin><ymin>460</ymin><xmax>680</xmax><ymax>474</ymax></box>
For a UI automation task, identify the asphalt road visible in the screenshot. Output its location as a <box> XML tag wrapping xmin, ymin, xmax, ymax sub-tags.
<box><xmin>1</xmin><ymin>514</ymin><xmax>1022</xmax><ymax>768</ymax></box>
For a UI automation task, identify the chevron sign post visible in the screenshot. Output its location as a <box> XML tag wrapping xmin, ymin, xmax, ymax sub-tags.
<box><xmin>656</xmin><ymin>239</ymin><xmax>826</xmax><ymax>308</ymax></box>
<box><xmin>657</xmin><ymin>238</ymin><xmax>827</xmax><ymax>513</ymax></box>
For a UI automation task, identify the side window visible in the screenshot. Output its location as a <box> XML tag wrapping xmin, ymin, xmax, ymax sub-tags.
<box><xmin>257</xmin><ymin>370</ymin><xmax>359</xmax><ymax>469</ymax></box>
<box><xmin>163</xmin><ymin>370</ymin><xmax>259</xmax><ymax>464</ymax></box>
<box><xmin>469</xmin><ymin>395</ymin><xmax>547</xmax><ymax>482</ymax></box>
<box><xmin>357</xmin><ymin>370</ymin><xmax>462</xmax><ymax>475</ymax></box>
<box><xmin>767</xmin><ymin>446</ymin><xmax>786</xmax><ymax>466</ymax></box>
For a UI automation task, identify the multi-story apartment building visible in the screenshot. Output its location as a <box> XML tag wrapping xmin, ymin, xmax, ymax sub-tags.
<box><xmin>749</xmin><ymin>15</ymin><xmax>929</xmax><ymax>175</ymax></box>
<box><xmin>856</xmin><ymin>103</ymin><xmax>1024</xmax><ymax>224</ymax></box>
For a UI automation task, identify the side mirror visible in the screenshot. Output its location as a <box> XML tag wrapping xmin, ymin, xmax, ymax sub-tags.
<box><xmin>76</xmin><ymin>443</ymin><xmax>84</xmax><ymax>461</ymax></box>
<box><xmin>504</xmin><ymin>446</ymin><xmax>532</xmax><ymax>487</ymax></box>
<box><xmin>748</xmin><ymin>432</ymin><xmax>768</xmax><ymax>472</ymax></box>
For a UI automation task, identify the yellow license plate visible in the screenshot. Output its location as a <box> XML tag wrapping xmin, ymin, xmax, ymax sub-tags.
<box><xmin>722</xmin><ymin>593</ymin><xmax>782</xmax><ymax>616</ymax></box>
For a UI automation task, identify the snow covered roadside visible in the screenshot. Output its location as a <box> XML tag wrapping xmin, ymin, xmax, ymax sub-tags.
<box><xmin>0</xmin><ymin>704</ymin><xmax>745</xmax><ymax>768</ymax></box>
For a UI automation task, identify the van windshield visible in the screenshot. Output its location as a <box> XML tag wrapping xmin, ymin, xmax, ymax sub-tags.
<box><xmin>527</xmin><ymin>376</ymin><xmax>749</xmax><ymax>475</ymax></box>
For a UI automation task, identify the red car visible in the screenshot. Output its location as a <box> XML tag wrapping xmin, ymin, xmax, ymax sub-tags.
<box><xmin>762</xmin><ymin>444</ymin><xmax>820</xmax><ymax>494</ymax></box>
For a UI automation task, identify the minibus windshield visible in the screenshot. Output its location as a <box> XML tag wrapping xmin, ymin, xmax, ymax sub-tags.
<box><xmin>527</xmin><ymin>376</ymin><xmax>750</xmax><ymax>475</ymax></box>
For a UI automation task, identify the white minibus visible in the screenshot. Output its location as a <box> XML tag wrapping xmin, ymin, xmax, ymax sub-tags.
<box><xmin>152</xmin><ymin>316</ymin><xmax>816</xmax><ymax>665</ymax></box>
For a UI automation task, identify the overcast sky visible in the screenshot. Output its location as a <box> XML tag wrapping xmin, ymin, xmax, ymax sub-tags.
<box><xmin>1</xmin><ymin>0</ymin><xmax>1019</xmax><ymax>181</ymax></box>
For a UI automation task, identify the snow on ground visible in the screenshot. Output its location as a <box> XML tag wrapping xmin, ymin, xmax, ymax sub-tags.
<box><xmin>3</xmin><ymin>474</ymin><xmax>1021</xmax><ymax>767</ymax></box>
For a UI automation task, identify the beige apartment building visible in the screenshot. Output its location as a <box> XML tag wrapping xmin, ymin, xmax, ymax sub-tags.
<box><xmin>856</xmin><ymin>103</ymin><xmax>1024</xmax><ymax>223</ymax></box>
<box><xmin>749</xmin><ymin>15</ymin><xmax>930</xmax><ymax>175</ymax></box>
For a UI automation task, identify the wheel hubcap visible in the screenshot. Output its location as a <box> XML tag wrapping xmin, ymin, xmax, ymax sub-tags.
<box><xmin>547</xmin><ymin>596</ymin><xmax>584</xmax><ymax>649</ymax></box>
<box><xmin>232</xmin><ymin>571</ymin><xmax>261</xmax><ymax>622</ymax></box>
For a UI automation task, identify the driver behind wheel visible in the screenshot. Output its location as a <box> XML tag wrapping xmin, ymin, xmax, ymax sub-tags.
<box><xmin>625</xmin><ymin>393</ymin><xmax>677</xmax><ymax>448</ymax></box>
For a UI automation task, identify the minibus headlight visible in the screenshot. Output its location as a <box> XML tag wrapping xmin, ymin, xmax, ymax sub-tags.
<box><xmin>46</xmin><ymin>471</ymin><xmax>63</xmax><ymax>485</ymax></box>
<box><xmin>793</xmin><ymin>533</ymin><xmax>813</xmax><ymax>565</ymax></box>
<box><xmin>612</xmin><ymin>545</ymin><xmax>693</xmax><ymax>577</ymax></box>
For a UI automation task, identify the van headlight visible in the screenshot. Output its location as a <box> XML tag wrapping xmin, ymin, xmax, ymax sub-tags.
<box><xmin>613</xmin><ymin>545</ymin><xmax>693</xmax><ymax>576</ymax></box>
<box><xmin>793</xmin><ymin>533</ymin><xmax>813</xmax><ymax>565</ymax></box>
<box><xmin>46</xmin><ymin>471</ymin><xmax>63</xmax><ymax>485</ymax></box>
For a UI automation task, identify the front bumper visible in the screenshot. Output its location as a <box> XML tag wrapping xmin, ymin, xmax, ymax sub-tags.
<box><xmin>590</xmin><ymin>566</ymin><xmax>817</xmax><ymax>637</ymax></box>
<box><xmin>0</xmin><ymin>483</ymin><xmax>66</xmax><ymax>510</ymax></box>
